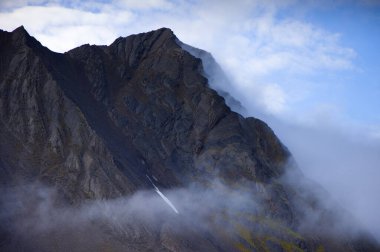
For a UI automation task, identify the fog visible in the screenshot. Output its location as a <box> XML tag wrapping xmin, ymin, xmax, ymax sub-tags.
<box><xmin>0</xmin><ymin>180</ymin><xmax>259</xmax><ymax>251</ymax></box>
<box><xmin>274</xmin><ymin>119</ymin><xmax>380</xmax><ymax>240</ymax></box>
<box><xmin>180</xmin><ymin>44</ymin><xmax>380</xmax><ymax>242</ymax></box>
<box><xmin>1</xmin><ymin>174</ymin><xmax>374</xmax><ymax>252</ymax></box>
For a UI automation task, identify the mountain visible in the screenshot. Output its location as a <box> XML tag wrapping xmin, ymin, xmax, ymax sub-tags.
<box><xmin>0</xmin><ymin>26</ymin><xmax>378</xmax><ymax>251</ymax></box>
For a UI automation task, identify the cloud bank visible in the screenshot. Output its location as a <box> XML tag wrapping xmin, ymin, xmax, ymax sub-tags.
<box><xmin>1</xmin><ymin>177</ymin><xmax>375</xmax><ymax>251</ymax></box>
<box><xmin>0</xmin><ymin>181</ymin><xmax>257</xmax><ymax>251</ymax></box>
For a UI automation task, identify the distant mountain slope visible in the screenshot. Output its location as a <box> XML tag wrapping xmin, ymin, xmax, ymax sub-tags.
<box><xmin>0</xmin><ymin>26</ymin><xmax>378</xmax><ymax>252</ymax></box>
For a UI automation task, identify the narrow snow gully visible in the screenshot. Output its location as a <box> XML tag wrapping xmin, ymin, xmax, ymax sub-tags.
<box><xmin>146</xmin><ymin>175</ymin><xmax>179</xmax><ymax>214</ymax></box>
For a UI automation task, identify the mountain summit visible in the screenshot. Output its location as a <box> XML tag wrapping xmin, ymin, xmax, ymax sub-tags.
<box><xmin>0</xmin><ymin>27</ymin><xmax>378</xmax><ymax>251</ymax></box>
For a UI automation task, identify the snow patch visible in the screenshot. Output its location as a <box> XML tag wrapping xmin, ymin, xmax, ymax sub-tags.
<box><xmin>146</xmin><ymin>175</ymin><xmax>179</xmax><ymax>214</ymax></box>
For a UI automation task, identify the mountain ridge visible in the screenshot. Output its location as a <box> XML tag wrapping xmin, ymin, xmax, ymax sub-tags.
<box><xmin>0</xmin><ymin>26</ymin><xmax>378</xmax><ymax>251</ymax></box>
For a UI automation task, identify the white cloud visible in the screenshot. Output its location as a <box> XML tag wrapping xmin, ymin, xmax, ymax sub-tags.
<box><xmin>243</xmin><ymin>83</ymin><xmax>289</xmax><ymax>115</ymax></box>
<box><xmin>114</xmin><ymin>0</ymin><xmax>174</xmax><ymax>10</ymax></box>
<box><xmin>0</xmin><ymin>1</ymin><xmax>356</xmax><ymax>70</ymax></box>
<box><xmin>260</xmin><ymin>83</ymin><xmax>288</xmax><ymax>114</ymax></box>
<box><xmin>0</xmin><ymin>4</ymin><xmax>135</xmax><ymax>52</ymax></box>
<box><xmin>0</xmin><ymin>0</ymin><xmax>361</xmax><ymax>136</ymax></box>
<box><xmin>0</xmin><ymin>0</ymin><xmax>45</xmax><ymax>10</ymax></box>
<box><xmin>270</xmin><ymin>118</ymin><xmax>380</xmax><ymax>240</ymax></box>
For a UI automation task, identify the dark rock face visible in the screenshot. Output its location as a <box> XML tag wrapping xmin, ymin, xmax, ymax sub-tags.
<box><xmin>0</xmin><ymin>26</ymin><xmax>288</xmax><ymax>196</ymax></box>
<box><xmin>0</xmin><ymin>27</ymin><xmax>138</xmax><ymax>202</ymax></box>
<box><xmin>0</xmin><ymin>27</ymin><xmax>378</xmax><ymax>251</ymax></box>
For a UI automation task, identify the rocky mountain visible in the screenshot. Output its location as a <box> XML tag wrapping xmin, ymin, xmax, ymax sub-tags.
<box><xmin>0</xmin><ymin>26</ymin><xmax>378</xmax><ymax>251</ymax></box>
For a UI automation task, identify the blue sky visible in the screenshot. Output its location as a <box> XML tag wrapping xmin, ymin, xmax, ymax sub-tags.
<box><xmin>1</xmin><ymin>0</ymin><xmax>380</xmax><ymax>239</ymax></box>
<box><xmin>305</xmin><ymin>2</ymin><xmax>380</xmax><ymax>125</ymax></box>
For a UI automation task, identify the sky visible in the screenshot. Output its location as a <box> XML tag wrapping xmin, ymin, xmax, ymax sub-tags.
<box><xmin>0</xmin><ymin>0</ymin><xmax>379</xmax><ymax>240</ymax></box>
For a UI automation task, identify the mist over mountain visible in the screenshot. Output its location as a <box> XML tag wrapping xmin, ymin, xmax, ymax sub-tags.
<box><xmin>0</xmin><ymin>26</ymin><xmax>378</xmax><ymax>252</ymax></box>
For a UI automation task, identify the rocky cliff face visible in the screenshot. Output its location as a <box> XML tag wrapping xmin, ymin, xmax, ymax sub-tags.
<box><xmin>0</xmin><ymin>27</ymin><xmax>378</xmax><ymax>252</ymax></box>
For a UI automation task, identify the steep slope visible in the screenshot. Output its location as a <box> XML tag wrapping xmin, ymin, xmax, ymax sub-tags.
<box><xmin>0</xmin><ymin>26</ymin><xmax>378</xmax><ymax>252</ymax></box>
<box><xmin>0</xmin><ymin>26</ymin><xmax>139</xmax><ymax>201</ymax></box>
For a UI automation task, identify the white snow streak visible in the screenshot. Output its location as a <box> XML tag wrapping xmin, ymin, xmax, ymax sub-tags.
<box><xmin>146</xmin><ymin>175</ymin><xmax>179</xmax><ymax>214</ymax></box>
<box><xmin>154</xmin><ymin>186</ymin><xmax>179</xmax><ymax>214</ymax></box>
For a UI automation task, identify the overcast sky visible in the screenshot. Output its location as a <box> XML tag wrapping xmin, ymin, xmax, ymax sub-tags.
<box><xmin>1</xmin><ymin>0</ymin><xmax>379</xmax><ymax>240</ymax></box>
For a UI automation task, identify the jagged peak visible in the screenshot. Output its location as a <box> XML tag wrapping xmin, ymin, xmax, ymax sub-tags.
<box><xmin>7</xmin><ymin>25</ymin><xmax>48</xmax><ymax>53</ymax></box>
<box><xmin>153</xmin><ymin>27</ymin><xmax>175</xmax><ymax>38</ymax></box>
<box><xmin>110</xmin><ymin>27</ymin><xmax>176</xmax><ymax>47</ymax></box>
<box><xmin>0</xmin><ymin>26</ymin><xmax>29</xmax><ymax>39</ymax></box>
<box><xmin>12</xmin><ymin>25</ymin><xmax>28</xmax><ymax>34</ymax></box>
<box><xmin>104</xmin><ymin>27</ymin><xmax>180</xmax><ymax>63</ymax></box>
<box><xmin>11</xmin><ymin>25</ymin><xmax>32</xmax><ymax>42</ymax></box>
<box><xmin>132</xmin><ymin>27</ymin><xmax>175</xmax><ymax>39</ymax></box>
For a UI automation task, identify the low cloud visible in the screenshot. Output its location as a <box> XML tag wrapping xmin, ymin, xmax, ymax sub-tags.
<box><xmin>1</xmin><ymin>174</ymin><xmax>376</xmax><ymax>251</ymax></box>
<box><xmin>180</xmin><ymin>43</ymin><xmax>380</xmax><ymax>242</ymax></box>
<box><xmin>272</xmin><ymin>119</ymin><xmax>380</xmax><ymax>241</ymax></box>
<box><xmin>0</xmin><ymin>180</ymin><xmax>258</xmax><ymax>251</ymax></box>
